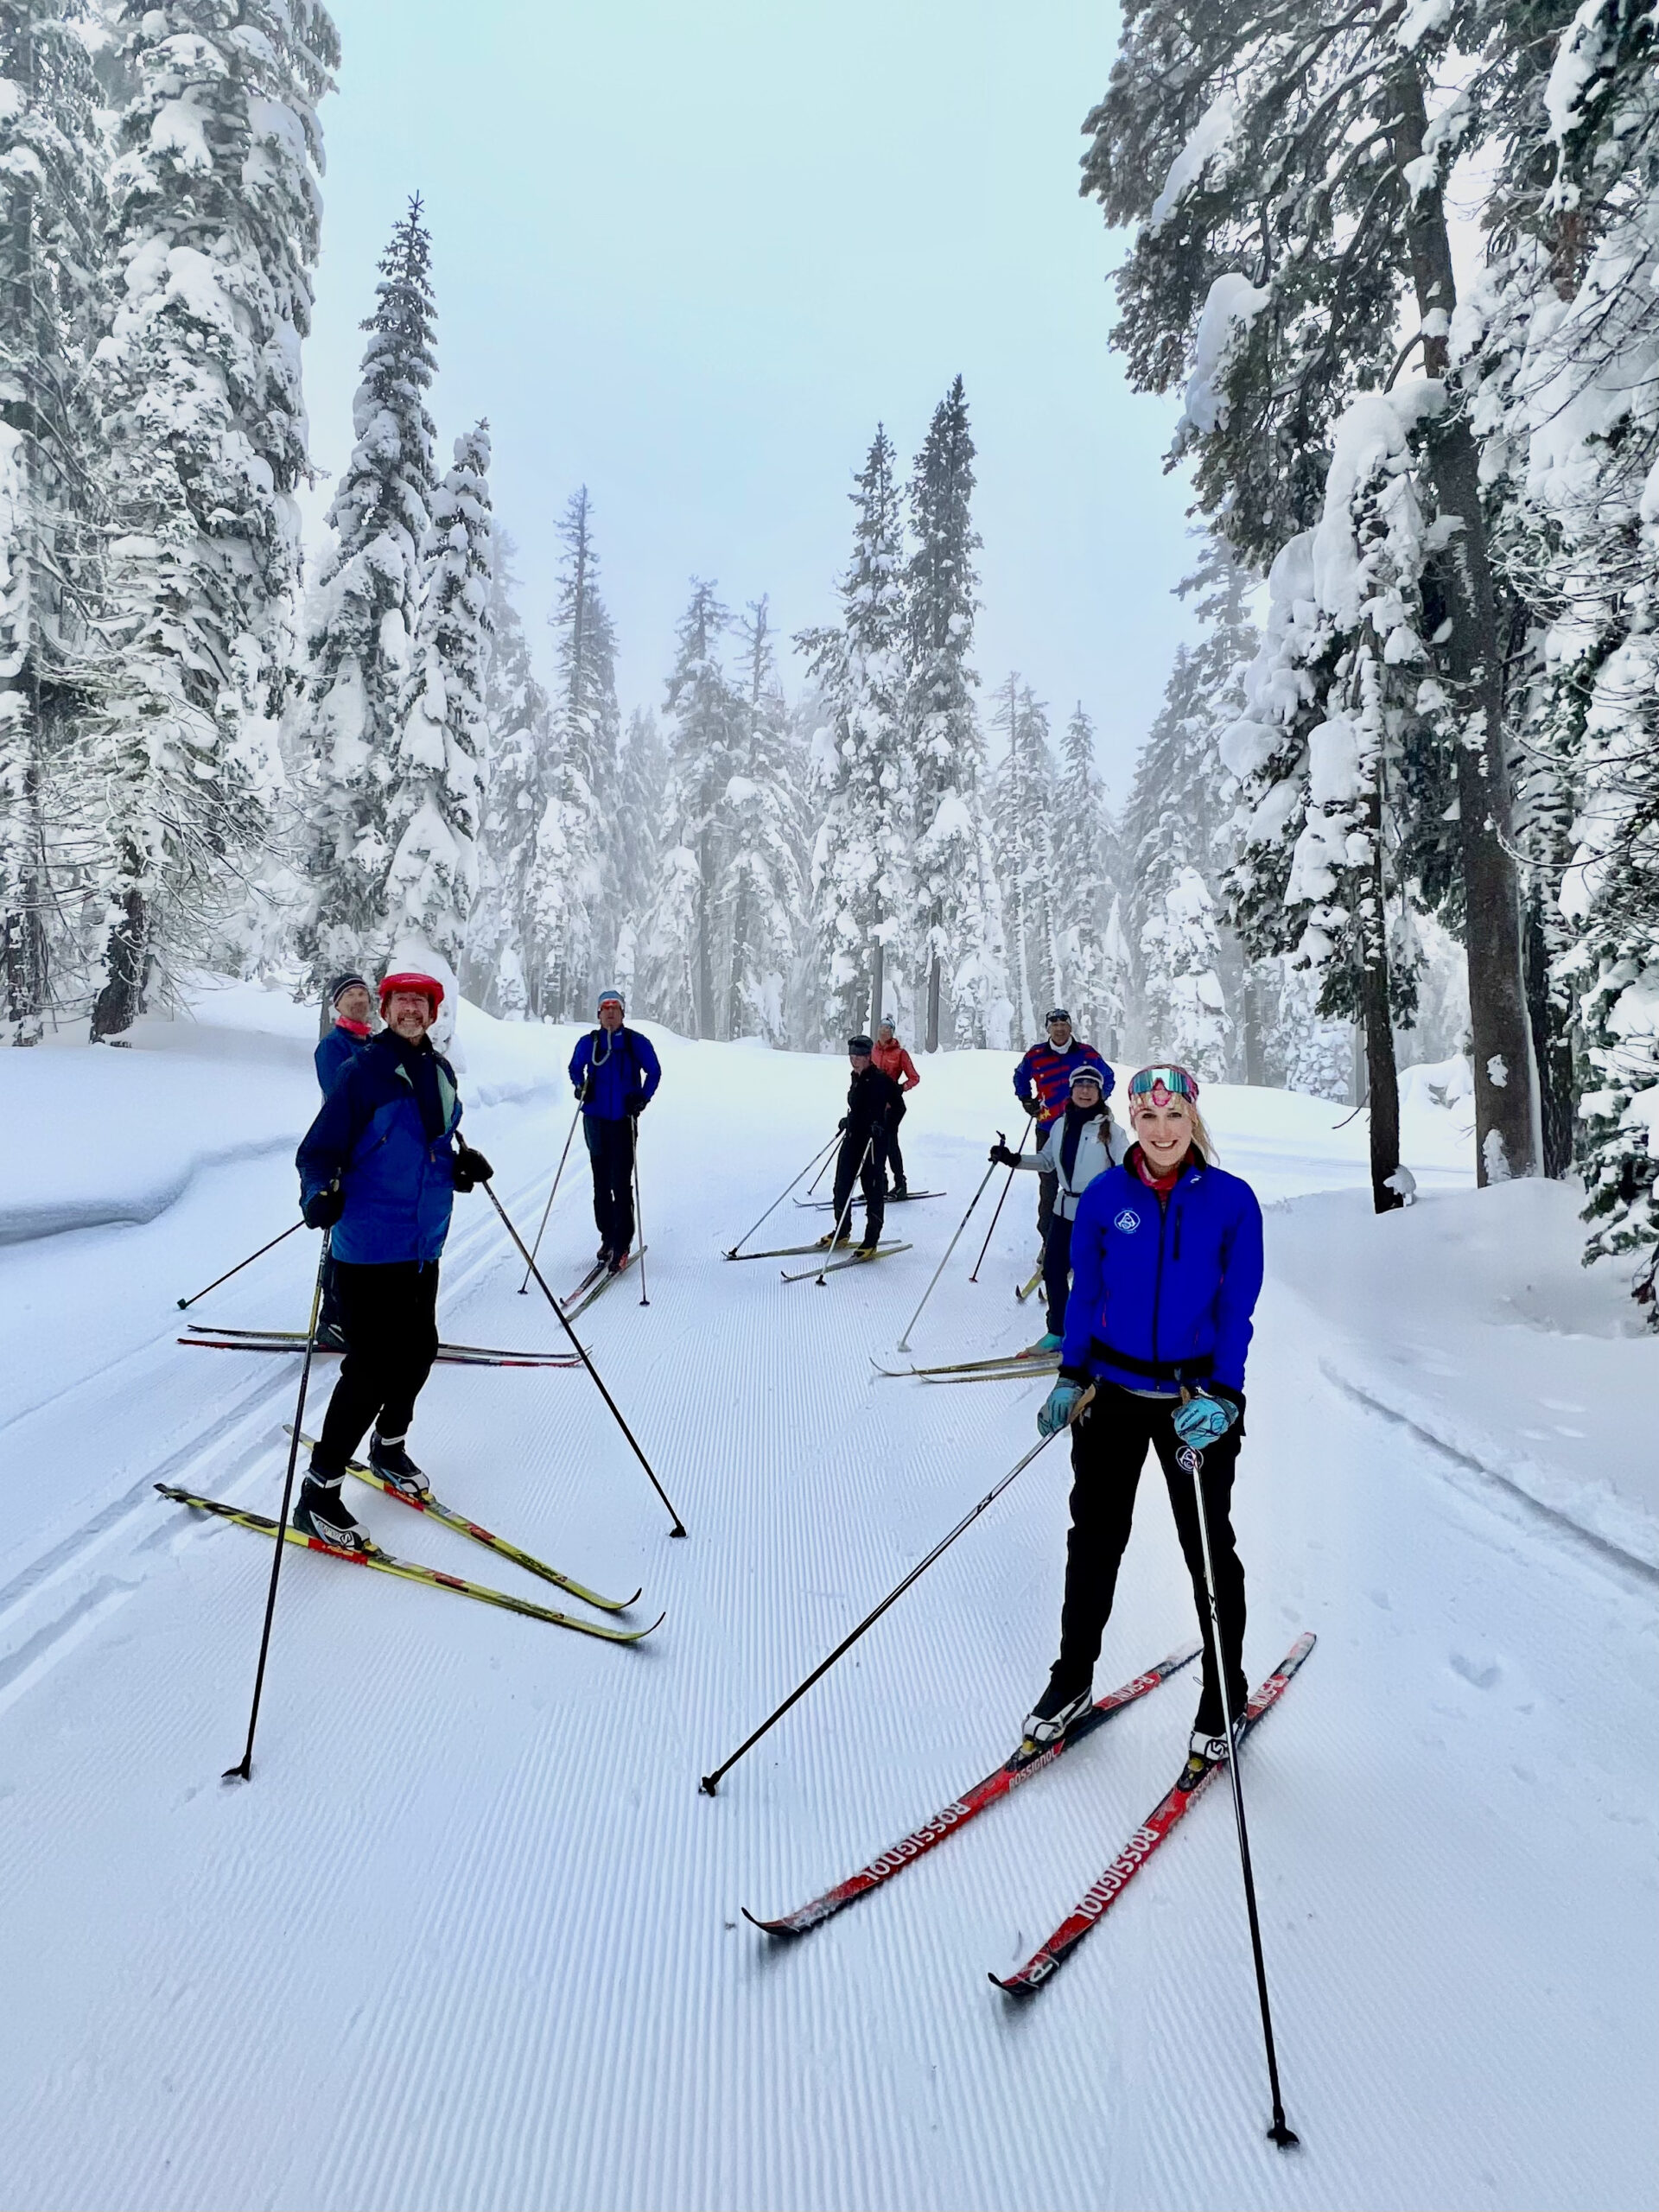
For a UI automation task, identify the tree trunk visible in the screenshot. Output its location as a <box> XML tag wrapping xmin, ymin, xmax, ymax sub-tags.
<box><xmin>925</xmin><ymin>946</ymin><xmax>941</xmax><ymax>1053</ymax></box>
<box><xmin>1394</xmin><ymin>64</ymin><xmax>1540</xmax><ymax>1184</ymax></box>
<box><xmin>696</xmin><ymin>826</ymin><xmax>714</xmax><ymax>1039</ymax></box>
<box><xmin>869</xmin><ymin>937</ymin><xmax>885</xmax><ymax>1041</ymax></box>
<box><xmin>1241</xmin><ymin>967</ymin><xmax>1266</xmax><ymax>1088</ymax></box>
<box><xmin>91</xmin><ymin>880</ymin><xmax>147</xmax><ymax>1040</ymax></box>
<box><xmin>1524</xmin><ymin>891</ymin><xmax>1575</xmax><ymax>1179</ymax></box>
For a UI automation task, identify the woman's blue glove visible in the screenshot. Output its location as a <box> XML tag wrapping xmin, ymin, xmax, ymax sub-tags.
<box><xmin>1038</xmin><ymin>1381</ymin><xmax>1083</xmax><ymax>1439</ymax></box>
<box><xmin>1172</xmin><ymin>1390</ymin><xmax>1238</xmax><ymax>1449</ymax></box>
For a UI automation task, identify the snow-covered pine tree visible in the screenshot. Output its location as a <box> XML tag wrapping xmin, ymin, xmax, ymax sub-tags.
<box><xmin>644</xmin><ymin>579</ymin><xmax>737</xmax><ymax>1036</ymax></box>
<box><xmin>295</xmin><ymin>195</ymin><xmax>436</xmax><ymax>995</ymax></box>
<box><xmin>1082</xmin><ymin>0</ymin><xmax>1542</xmax><ymax>1182</ymax></box>
<box><xmin>612</xmin><ymin>702</ymin><xmax>666</xmax><ymax>1006</ymax></box>
<box><xmin>1048</xmin><ymin>705</ymin><xmax>1115</xmax><ymax>1046</ymax></box>
<box><xmin>903</xmin><ymin>375</ymin><xmax>1007</xmax><ymax>1050</ymax></box>
<box><xmin>1480</xmin><ymin>0</ymin><xmax>1659</xmax><ymax>1308</ymax></box>
<box><xmin>89</xmin><ymin>0</ymin><xmax>335</xmax><ymax>1037</ymax></box>
<box><xmin>991</xmin><ymin>676</ymin><xmax>1058</xmax><ymax>1041</ymax></box>
<box><xmin>721</xmin><ymin>595</ymin><xmax>804</xmax><ymax>1042</ymax></box>
<box><xmin>1220</xmin><ymin>392</ymin><xmax>1436</xmax><ymax>1206</ymax></box>
<box><xmin>464</xmin><ymin>530</ymin><xmax>549</xmax><ymax>1016</ymax></box>
<box><xmin>0</xmin><ymin>0</ymin><xmax>107</xmax><ymax>1043</ymax></box>
<box><xmin>383</xmin><ymin>420</ymin><xmax>493</xmax><ymax>976</ymax></box>
<box><xmin>525</xmin><ymin>487</ymin><xmax>616</xmax><ymax>1019</ymax></box>
<box><xmin>803</xmin><ymin>424</ymin><xmax>908</xmax><ymax>1041</ymax></box>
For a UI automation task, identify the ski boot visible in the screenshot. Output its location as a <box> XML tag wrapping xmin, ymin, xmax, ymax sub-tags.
<box><xmin>607</xmin><ymin>1243</ymin><xmax>632</xmax><ymax>1276</ymax></box>
<box><xmin>368</xmin><ymin>1431</ymin><xmax>430</xmax><ymax>1502</ymax></box>
<box><xmin>817</xmin><ymin>1227</ymin><xmax>854</xmax><ymax>1249</ymax></box>
<box><xmin>315</xmin><ymin>1320</ymin><xmax>349</xmax><ymax>1353</ymax></box>
<box><xmin>1020</xmin><ymin>1666</ymin><xmax>1093</xmax><ymax>1750</ymax></box>
<box><xmin>1178</xmin><ymin>1717</ymin><xmax>1243</xmax><ymax>1792</ymax></box>
<box><xmin>1031</xmin><ymin>1332</ymin><xmax>1064</xmax><ymax>1355</ymax></box>
<box><xmin>294</xmin><ymin>1466</ymin><xmax>372</xmax><ymax>1553</ymax></box>
<box><xmin>891</xmin><ymin>1179</ymin><xmax>909</xmax><ymax>1199</ymax></box>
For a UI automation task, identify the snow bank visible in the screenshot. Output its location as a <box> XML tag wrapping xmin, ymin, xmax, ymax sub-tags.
<box><xmin>0</xmin><ymin>976</ymin><xmax>576</xmax><ymax>1245</ymax></box>
<box><xmin>1272</xmin><ymin>1176</ymin><xmax>1659</xmax><ymax>1572</ymax></box>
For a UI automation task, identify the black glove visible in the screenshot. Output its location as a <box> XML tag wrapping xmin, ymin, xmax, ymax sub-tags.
<box><xmin>1020</xmin><ymin>1094</ymin><xmax>1042</xmax><ymax>1119</ymax></box>
<box><xmin>837</xmin><ymin>1116</ymin><xmax>849</xmax><ymax>1132</ymax></box>
<box><xmin>451</xmin><ymin>1143</ymin><xmax>493</xmax><ymax>1192</ymax></box>
<box><xmin>302</xmin><ymin>1185</ymin><xmax>344</xmax><ymax>1230</ymax></box>
<box><xmin>988</xmin><ymin>1141</ymin><xmax>1018</xmax><ymax>1168</ymax></box>
<box><xmin>624</xmin><ymin>1091</ymin><xmax>646</xmax><ymax>1118</ymax></box>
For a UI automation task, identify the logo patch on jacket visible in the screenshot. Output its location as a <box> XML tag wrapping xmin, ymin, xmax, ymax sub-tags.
<box><xmin>1113</xmin><ymin>1208</ymin><xmax>1141</xmax><ymax>1234</ymax></box>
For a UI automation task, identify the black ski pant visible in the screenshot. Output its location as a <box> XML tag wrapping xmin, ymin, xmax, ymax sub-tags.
<box><xmin>315</xmin><ymin>1259</ymin><xmax>441</xmax><ymax>1472</ymax></box>
<box><xmin>1055</xmin><ymin>1382</ymin><xmax>1249</xmax><ymax>1736</ymax></box>
<box><xmin>583</xmin><ymin>1114</ymin><xmax>636</xmax><ymax>1255</ymax></box>
<box><xmin>832</xmin><ymin>1125</ymin><xmax>888</xmax><ymax>1243</ymax></box>
<box><xmin>1041</xmin><ymin>1211</ymin><xmax>1073</xmax><ymax>1338</ymax></box>
<box><xmin>318</xmin><ymin>1247</ymin><xmax>344</xmax><ymax>1336</ymax></box>
<box><xmin>887</xmin><ymin>1097</ymin><xmax>907</xmax><ymax>1192</ymax></box>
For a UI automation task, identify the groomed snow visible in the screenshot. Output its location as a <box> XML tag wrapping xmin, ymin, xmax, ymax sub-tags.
<box><xmin>0</xmin><ymin>995</ymin><xmax>1654</xmax><ymax>2211</ymax></box>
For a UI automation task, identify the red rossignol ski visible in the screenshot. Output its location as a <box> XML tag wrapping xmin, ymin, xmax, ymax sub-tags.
<box><xmin>989</xmin><ymin>1630</ymin><xmax>1315</xmax><ymax>1997</ymax></box>
<box><xmin>743</xmin><ymin>1641</ymin><xmax>1200</xmax><ymax>1939</ymax></box>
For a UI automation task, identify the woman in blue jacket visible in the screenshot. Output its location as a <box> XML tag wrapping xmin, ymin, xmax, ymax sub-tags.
<box><xmin>1022</xmin><ymin>1065</ymin><xmax>1264</xmax><ymax>1788</ymax></box>
<box><xmin>293</xmin><ymin>971</ymin><xmax>493</xmax><ymax>1549</ymax></box>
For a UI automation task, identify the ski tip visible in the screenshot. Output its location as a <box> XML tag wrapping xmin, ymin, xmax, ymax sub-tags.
<box><xmin>741</xmin><ymin>1905</ymin><xmax>798</xmax><ymax>1940</ymax></box>
<box><xmin>988</xmin><ymin>1968</ymin><xmax>1039</xmax><ymax>1999</ymax></box>
<box><xmin>631</xmin><ymin>1610</ymin><xmax>668</xmax><ymax>1638</ymax></box>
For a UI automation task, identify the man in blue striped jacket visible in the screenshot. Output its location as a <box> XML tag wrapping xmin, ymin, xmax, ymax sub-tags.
<box><xmin>1013</xmin><ymin>1008</ymin><xmax>1112</xmax><ymax>1240</ymax></box>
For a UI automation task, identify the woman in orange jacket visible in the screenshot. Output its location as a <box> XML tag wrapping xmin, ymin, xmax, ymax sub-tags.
<box><xmin>871</xmin><ymin>1015</ymin><xmax>920</xmax><ymax>1198</ymax></box>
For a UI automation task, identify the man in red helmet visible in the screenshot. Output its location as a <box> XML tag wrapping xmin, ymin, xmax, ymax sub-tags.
<box><xmin>293</xmin><ymin>971</ymin><xmax>493</xmax><ymax>1549</ymax></box>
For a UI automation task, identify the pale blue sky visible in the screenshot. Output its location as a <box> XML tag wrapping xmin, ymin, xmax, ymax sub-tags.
<box><xmin>300</xmin><ymin>1</ymin><xmax>1196</xmax><ymax>801</ymax></box>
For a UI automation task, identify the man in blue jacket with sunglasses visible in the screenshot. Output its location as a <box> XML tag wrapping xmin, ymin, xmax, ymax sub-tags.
<box><xmin>569</xmin><ymin>989</ymin><xmax>661</xmax><ymax>1273</ymax></box>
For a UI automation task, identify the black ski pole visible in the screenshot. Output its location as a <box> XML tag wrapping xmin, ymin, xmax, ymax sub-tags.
<box><xmin>721</xmin><ymin>1130</ymin><xmax>839</xmax><ymax>1259</ymax></box>
<box><xmin>968</xmin><ymin>1115</ymin><xmax>1033</xmax><ymax>1282</ymax></box>
<box><xmin>701</xmin><ymin>1387</ymin><xmax>1093</xmax><ymax>1794</ymax></box>
<box><xmin>484</xmin><ymin>1180</ymin><xmax>687</xmax><ymax>1537</ymax></box>
<box><xmin>222</xmin><ymin>1224</ymin><xmax>332</xmax><ymax>1783</ymax></box>
<box><xmin>632</xmin><ymin>1122</ymin><xmax>649</xmax><ymax>1308</ymax></box>
<box><xmin>1179</xmin><ymin>1434</ymin><xmax>1300</xmax><ymax>2150</ymax></box>
<box><xmin>518</xmin><ymin>1103</ymin><xmax>582</xmax><ymax>1294</ymax></box>
<box><xmin>896</xmin><ymin>1141</ymin><xmax>1003</xmax><ymax>1352</ymax></box>
<box><xmin>177</xmin><ymin>1217</ymin><xmax>303</xmax><ymax>1310</ymax></box>
<box><xmin>804</xmin><ymin>1141</ymin><xmax>835</xmax><ymax>1198</ymax></box>
<box><xmin>813</xmin><ymin>1135</ymin><xmax>871</xmax><ymax>1284</ymax></box>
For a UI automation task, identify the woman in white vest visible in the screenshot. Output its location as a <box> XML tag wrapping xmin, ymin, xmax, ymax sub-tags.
<box><xmin>989</xmin><ymin>1062</ymin><xmax>1123</xmax><ymax>1351</ymax></box>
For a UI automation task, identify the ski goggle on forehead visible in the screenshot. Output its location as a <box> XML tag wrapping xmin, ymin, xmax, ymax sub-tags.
<box><xmin>1128</xmin><ymin>1064</ymin><xmax>1199</xmax><ymax>1107</ymax></box>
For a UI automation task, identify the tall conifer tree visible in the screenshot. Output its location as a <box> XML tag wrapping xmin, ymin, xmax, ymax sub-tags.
<box><xmin>296</xmin><ymin>195</ymin><xmax>436</xmax><ymax>989</ymax></box>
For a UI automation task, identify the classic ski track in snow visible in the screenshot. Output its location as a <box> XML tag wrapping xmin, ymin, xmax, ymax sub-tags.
<box><xmin>0</xmin><ymin>1052</ymin><xmax>1655</xmax><ymax>2210</ymax></box>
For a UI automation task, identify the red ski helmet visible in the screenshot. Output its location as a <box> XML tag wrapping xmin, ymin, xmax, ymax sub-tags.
<box><xmin>378</xmin><ymin>970</ymin><xmax>444</xmax><ymax>1016</ymax></box>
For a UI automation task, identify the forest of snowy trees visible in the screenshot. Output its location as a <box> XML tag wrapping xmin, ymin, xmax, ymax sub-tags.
<box><xmin>4</xmin><ymin>0</ymin><xmax>1659</xmax><ymax>1317</ymax></box>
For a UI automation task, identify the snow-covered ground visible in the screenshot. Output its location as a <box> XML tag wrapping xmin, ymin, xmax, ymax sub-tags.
<box><xmin>0</xmin><ymin>995</ymin><xmax>1654</xmax><ymax>2210</ymax></box>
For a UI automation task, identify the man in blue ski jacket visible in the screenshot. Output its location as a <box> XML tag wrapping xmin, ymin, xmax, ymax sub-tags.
<box><xmin>293</xmin><ymin>970</ymin><xmax>493</xmax><ymax>1550</ymax></box>
<box><xmin>1013</xmin><ymin>1007</ymin><xmax>1112</xmax><ymax>1238</ymax></box>
<box><xmin>569</xmin><ymin>988</ymin><xmax>660</xmax><ymax>1273</ymax></box>
<box><xmin>312</xmin><ymin>973</ymin><xmax>374</xmax><ymax>1348</ymax></box>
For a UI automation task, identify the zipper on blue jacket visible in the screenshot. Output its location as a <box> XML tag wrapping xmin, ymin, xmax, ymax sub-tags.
<box><xmin>1150</xmin><ymin>1196</ymin><xmax>1168</xmax><ymax>1370</ymax></box>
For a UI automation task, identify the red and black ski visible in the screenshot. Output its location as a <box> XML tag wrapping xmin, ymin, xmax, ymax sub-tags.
<box><xmin>989</xmin><ymin>1630</ymin><xmax>1315</xmax><ymax>1996</ymax></box>
<box><xmin>743</xmin><ymin>1642</ymin><xmax>1200</xmax><ymax>1939</ymax></box>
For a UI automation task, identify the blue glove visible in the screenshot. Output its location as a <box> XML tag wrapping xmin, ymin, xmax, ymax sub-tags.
<box><xmin>1038</xmin><ymin>1381</ymin><xmax>1083</xmax><ymax>1439</ymax></box>
<box><xmin>1172</xmin><ymin>1390</ymin><xmax>1238</xmax><ymax>1449</ymax></box>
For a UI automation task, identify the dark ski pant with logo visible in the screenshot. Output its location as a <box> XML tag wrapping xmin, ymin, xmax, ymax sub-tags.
<box><xmin>315</xmin><ymin>1259</ymin><xmax>441</xmax><ymax>1471</ymax></box>
<box><xmin>1041</xmin><ymin>1212</ymin><xmax>1074</xmax><ymax>1338</ymax></box>
<box><xmin>1056</xmin><ymin>1382</ymin><xmax>1248</xmax><ymax>1735</ymax></box>
<box><xmin>584</xmin><ymin>1115</ymin><xmax>636</xmax><ymax>1255</ymax></box>
<box><xmin>832</xmin><ymin>1124</ymin><xmax>888</xmax><ymax>1243</ymax></box>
